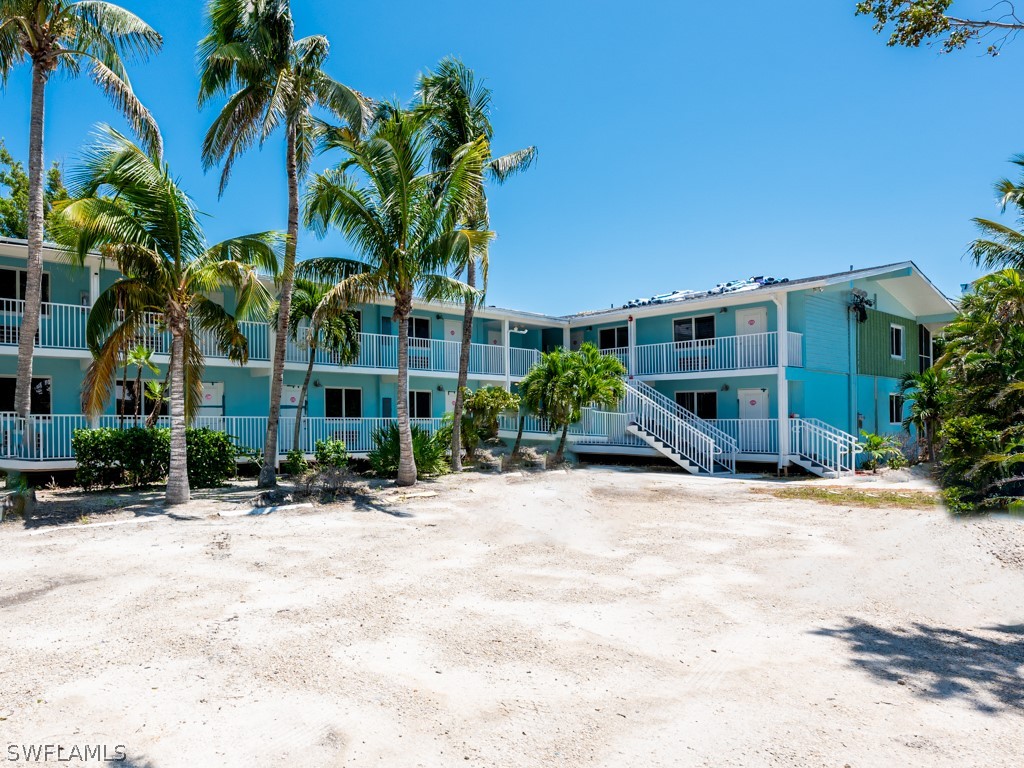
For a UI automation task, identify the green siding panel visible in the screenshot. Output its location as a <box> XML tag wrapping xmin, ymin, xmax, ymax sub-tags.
<box><xmin>857</xmin><ymin>309</ymin><xmax>918</xmax><ymax>378</ymax></box>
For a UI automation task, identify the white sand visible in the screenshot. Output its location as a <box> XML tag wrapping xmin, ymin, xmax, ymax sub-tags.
<box><xmin>1</xmin><ymin>468</ymin><xmax>1021</xmax><ymax>767</ymax></box>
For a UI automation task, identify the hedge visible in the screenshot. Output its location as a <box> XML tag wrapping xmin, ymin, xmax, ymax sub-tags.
<box><xmin>72</xmin><ymin>426</ymin><xmax>236</xmax><ymax>490</ymax></box>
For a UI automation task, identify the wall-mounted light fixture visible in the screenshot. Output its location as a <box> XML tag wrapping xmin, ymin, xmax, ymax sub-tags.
<box><xmin>719</xmin><ymin>307</ymin><xmax>728</xmax><ymax>313</ymax></box>
<box><xmin>436</xmin><ymin>384</ymin><xmax>445</xmax><ymax>392</ymax></box>
<box><xmin>313</xmin><ymin>379</ymin><xmax>322</xmax><ymax>388</ymax></box>
<box><xmin>721</xmin><ymin>384</ymin><xmax>730</xmax><ymax>392</ymax></box>
<box><xmin>435</xmin><ymin>313</ymin><xmax>443</xmax><ymax>320</ymax></box>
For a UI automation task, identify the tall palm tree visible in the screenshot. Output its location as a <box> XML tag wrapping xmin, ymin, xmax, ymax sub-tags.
<box><xmin>56</xmin><ymin>127</ymin><xmax>279</xmax><ymax>504</ymax></box>
<box><xmin>0</xmin><ymin>0</ymin><xmax>162</xmax><ymax>421</ymax></box>
<box><xmin>898</xmin><ymin>368</ymin><xmax>945</xmax><ymax>462</ymax></box>
<box><xmin>197</xmin><ymin>0</ymin><xmax>368</xmax><ymax>488</ymax></box>
<box><xmin>417</xmin><ymin>58</ymin><xmax>536</xmax><ymax>471</ymax></box>
<box><xmin>301</xmin><ymin>105</ymin><xmax>490</xmax><ymax>486</ymax></box>
<box><xmin>280</xmin><ymin>278</ymin><xmax>360</xmax><ymax>450</ymax></box>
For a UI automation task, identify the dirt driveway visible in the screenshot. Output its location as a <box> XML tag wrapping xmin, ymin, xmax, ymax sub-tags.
<box><xmin>1</xmin><ymin>468</ymin><xmax>1022</xmax><ymax>767</ymax></box>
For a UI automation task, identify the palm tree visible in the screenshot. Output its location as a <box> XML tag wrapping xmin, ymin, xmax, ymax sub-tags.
<box><xmin>416</xmin><ymin>58</ymin><xmax>536</xmax><ymax>471</ymax></box>
<box><xmin>126</xmin><ymin>343</ymin><xmax>158</xmax><ymax>422</ymax></box>
<box><xmin>280</xmin><ymin>278</ymin><xmax>360</xmax><ymax>450</ymax></box>
<box><xmin>301</xmin><ymin>105</ymin><xmax>490</xmax><ymax>486</ymax></box>
<box><xmin>517</xmin><ymin>347</ymin><xmax>577</xmax><ymax>465</ymax></box>
<box><xmin>560</xmin><ymin>343</ymin><xmax>627</xmax><ymax>463</ymax></box>
<box><xmin>898</xmin><ymin>368</ymin><xmax>945</xmax><ymax>462</ymax></box>
<box><xmin>56</xmin><ymin>127</ymin><xmax>279</xmax><ymax>504</ymax></box>
<box><xmin>198</xmin><ymin>0</ymin><xmax>367</xmax><ymax>489</ymax></box>
<box><xmin>0</xmin><ymin>0</ymin><xmax>162</xmax><ymax>421</ymax></box>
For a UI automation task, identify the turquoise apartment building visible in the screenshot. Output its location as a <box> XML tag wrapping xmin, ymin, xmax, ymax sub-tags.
<box><xmin>0</xmin><ymin>237</ymin><xmax>957</xmax><ymax>477</ymax></box>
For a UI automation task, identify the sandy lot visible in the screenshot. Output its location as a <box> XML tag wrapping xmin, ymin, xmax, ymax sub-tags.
<box><xmin>1</xmin><ymin>468</ymin><xmax>1022</xmax><ymax>767</ymax></box>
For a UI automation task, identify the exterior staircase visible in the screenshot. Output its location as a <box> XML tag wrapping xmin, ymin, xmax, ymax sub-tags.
<box><xmin>789</xmin><ymin>418</ymin><xmax>859</xmax><ymax>478</ymax></box>
<box><xmin>622</xmin><ymin>381</ymin><xmax>738</xmax><ymax>475</ymax></box>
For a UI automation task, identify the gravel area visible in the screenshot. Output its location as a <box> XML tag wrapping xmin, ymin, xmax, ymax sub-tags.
<box><xmin>1</xmin><ymin>468</ymin><xmax>1022</xmax><ymax>767</ymax></box>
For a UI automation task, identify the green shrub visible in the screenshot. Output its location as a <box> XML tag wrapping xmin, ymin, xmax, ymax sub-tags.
<box><xmin>368</xmin><ymin>422</ymin><xmax>449</xmax><ymax>479</ymax></box>
<box><xmin>858</xmin><ymin>431</ymin><xmax>903</xmax><ymax>472</ymax></box>
<box><xmin>185</xmin><ymin>427</ymin><xmax>237</xmax><ymax>488</ymax></box>
<box><xmin>888</xmin><ymin>451</ymin><xmax>909</xmax><ymax>471</ymax></box>
<box><xmin>937</xmin><ymin>416</ymin><xmax>1000</xmax><ymax>488</ymax></box>
<box><xmin>282</xmin><ymin>448</ymin><xmax>309</xmax><ymax>476</ymax></box>
<box><xmin>72</xmin><ymin>426</ymin><xmax>235</xmax><ymax>490</ymax></box>
<box><xmin>314</xmin><ymin>438</ymin><xmax>348</xmax><ymax>469</ymax></box>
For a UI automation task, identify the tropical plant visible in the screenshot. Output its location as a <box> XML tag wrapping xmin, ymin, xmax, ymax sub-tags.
<box><xmin>144</xmin><ymin>379</ymin><xmax>166</xmax><ymax>428</ymax></box>
<box><xmin>300</xmin><ymin>104</ymin><xmax>490</xmax><ymax>486</ymax></box>
<box><xmin>859</xmin><ymin>431</ymin><xmax>903</xmax><ymax>473</ymax></box>
<box><xmin>0</xmin><ymin>0</ymin><xmax>163</xmax><ymax>421</ymax></box>
<box><xmin>282</xmin><ymin>448</ymin><xmax>308</xmax><ymax>476</ymax></box>
<box><xmin>277</xmin><ymin>278</ymin><xmax>360</xmax><ymax>449</ymax></box>
<box><xmin>463</xmin><ymin>385</ymin><xmax>519</xmax><ymax>442</ymax></box>
<box><xmin>314</xmin><ymin>438</ymin><xmax>347</xmax><ymax>469</ymax></box>
<box><xmin>517</xmin><ymin>347</ymin><xmax>579</xmax><ymax>465</ymax></box>
<box><xmin>558</xmin><ymin>343</ymin><xmax>628</xmax><ymax>463</ymax></box>
<box><xmin>56</xmin><ymin>127</ymin><xmax>279</xmax><ymax>504</ymax></box>
<box><xmin>970</xmin><ymin>157</ymin><xmax>1024</xmax><ymax>273</ymax></box>
<box><xmin>416</xmin><ymin>58</ymin><xmax>536</xmax><ymax>471</ymax></box>
<box><xmin>368</xmin><ymin>422</ymin><xmax>449</xmax><ymax>479</ymax></box>
<box><xmin>898</xmin><ymin>368</ymin><xmax>945</xmax><ymax>461</ymax></box>
<box><xmin>124</xmin><ymin>343</ymin><xmax>158</xmax><ymax>423</ymax></box>
<box><xmin>0</xmin><ymin>138</ymin><xmax>66</xmax><ymax>238</ymax></box>
<box><xmin>198</xmin><ymin>0</ymin><xmax>368</xmax><ymax>489</ymax></box>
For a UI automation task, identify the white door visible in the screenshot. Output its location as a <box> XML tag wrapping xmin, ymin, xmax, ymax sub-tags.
<box><xmin>738</xmin><ymin>388</ymin><xmax>770</xmax><ymax>452</ymax></box>
<box><xmin>445</xmin><ymin>390</ymin><xmax>457</xmax><ymax>413</ymax></box>
<box><xmin>570</xmin><ymin>330</ymin><xmax>584</xmax><ymax>351</ymax></box>
<box><xmin>443</xmin><ymin>320</ymin><xmax>463</xmax><ymax>371</ymax></box>
<box><xmin>735</xmin><ymin>307</ymin><xmax>768</xmax><ymax>367</ymax></box>
<box><xmin>198</xmin><ymin>381</ymin><xmax>225</xmax><ymax>422</ymax></box>
<box><xmin>487</xmin><ymin>330</ymin><xmax>502</xmax><ymax>346</ymax></box>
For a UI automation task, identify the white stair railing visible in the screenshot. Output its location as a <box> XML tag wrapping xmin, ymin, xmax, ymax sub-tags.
<box><xmin>789</xmin><ymin>418</ymin><xmax>858</xmax><ymax>475</ymax></box>
<box><xmin>623</xmin><ymin>385</ymin><xmax>717</xmax><ymax>474</ymax></box>
<box><xmin>630</xmin><ymin>380</ymin><xmax>737</xmax><ymax>472</ymax></box>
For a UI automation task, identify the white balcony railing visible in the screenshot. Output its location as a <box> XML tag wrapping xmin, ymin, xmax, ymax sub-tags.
<box><xmin>510</xmin><ymin>347</ymin><xmax>542</xmax><ymax>378</ymax></box>
<box><xmin>0</xmin><ymin>299</ymin><xmax>90</xmax><ymax>350</ymax></box>
<box><xmin>599</xmin><ymin>346</ymin><xmax>629</xmax><ymax>372</ymax></box>
<box><xmin>706</xmin><ymin>419</ymin><xmax>780</xmax><ymax>455</ymax></box>
<box><xmin>634</xmin><ymin>332</ymin><xmax>803</xmax><ymax>375</ymax></box>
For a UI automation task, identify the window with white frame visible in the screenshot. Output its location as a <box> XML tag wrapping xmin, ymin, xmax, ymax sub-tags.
<box><xmin>890</xmin><ymin>324</ymin><xmax>905</xmax><ymax>359</ymax></box>
<box><xmin>409</xmin><ymin>390</ymin><xmax>432</xmax><ymax>419</ymax></box>
<box><xmin>325</xmin><ymin>387</ymin><xmax>362</xmax><ymax>418</ymax></box>
<box><xmin>673</xmin><ymin>315</ymin><xmax>715</xmax><ymax>343</ymax></box>
<box><xmin>889</xmin><ymin>393</ymin><xmax>904</xmax><ymax>425</ymax></box>
<box><xmin>0</xmin><ymin>267</ymin><xmax>51</xmax><ymax>310</ymax></box>
<box><xmin>675</xmin><ymin>391</ymin><xmax>718</xmax><ymax>420</ymax></box>
<box><xmin>598</xmin><ymin>326</ymin><xmax>628</xmax><ymax>350</ymax></box>
<box><xmin>918</xmin><ymin>326</ymin><xmax>932</xmax><ymax>372</ymax></box>
<box><xmin>0</xmin><ymin>376</ymin><xmax>51</xmax><ymax>414</ymax></box>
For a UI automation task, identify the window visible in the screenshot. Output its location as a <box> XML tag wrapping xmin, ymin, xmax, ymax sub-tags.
<box><xmin>598</xmin><ymin>326</ymin><xmax>628</xmax><ymax>350</ymax></box>
<box><xmin>0</xmin><ymin>377</ymin><xmax>51</xmax><ymax>414</ymax></box>
<box><xmin>889</xmin><ymin>394</ymin><xmax>904</xmax><ymax>425</ymax></box>
<box><xmin>351</xmin><ymin>310</ymin><xmax>362</xmax><ymax>333</ymax></box>
<box><xmin>409</xmin><ymin>390</ymin><xmax>432</xmax><ymax>419</ymax></box>
<box><xmin>919</xmin><ymin>326</ymin><xmax>932</xmax><ymax>372</ymax></box>
<box><xmin>116</xmin><ymin>381</ymin><xmax>166</xmax><ymax>417</ymax></box>
<box><xmin>675</xmin><ymin>391</ymin><xmax>717</xmax><ymax>420</ymax></box>
<box><xmin>0</xmin><ymin>268</ymin><xmax>50</xmax><ymax>311</ymax></box>
<box><xmin>673</xmin><ymin>315</ymin><xmax>715</xmax><ymax>343</ymax></box>
<box><xmin>408</xmin><ymin>317</ymin><xmax>430</xmax><ymax>338</ymax></box>
<box><xmin>890</xmin><ymin>324</ymin><xmax>905</xmax><ymax>359</ymax></box>
<box><xmin>325</xmin><ymin>388</ymin><xmax>362</xmax><ymax>418</ymax></box>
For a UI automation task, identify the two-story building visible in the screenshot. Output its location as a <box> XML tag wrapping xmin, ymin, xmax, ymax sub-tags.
<box><xmin>0</xmin><ymin>236</ymin><xmax>957</xmax><ymax>477</ymax></box>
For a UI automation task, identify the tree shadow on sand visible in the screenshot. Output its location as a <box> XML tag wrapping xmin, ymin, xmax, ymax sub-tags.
<box><xmin>814</xmin><ymin>620</ymin><xmax>1024</xmax><ymax>713</ymax></box>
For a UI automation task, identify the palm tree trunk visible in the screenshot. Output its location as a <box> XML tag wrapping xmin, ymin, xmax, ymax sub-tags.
<box><xmin>165</xmin><ymin>328</ymin><xmax>190</xmax><ymax>505</ymax></box>
<box><xmin>554</xmin><ymin>423</ymin><xmax>569</xmax><ymax>465</ymax></box>
<box><xmin>511</xmin><ymin>410</ymin><xmax>525</xmax><ymax>458</ymax></box>
<box><xmin>260</xmin><ymin>127</ymin><xmax>300</xmax><ymax>487</ymax></box>
<box><xmin>451</xmin><ymin>258</ymin><xmax>476</xmax><ymax>471</ymax></box>
<box><xmin>395</xmin><ymin>292</ymin><xmax>417</xmax><ymax>486</ymax></box>
<box><xmin>293</xmin><ymin>344</ymin><xmax>316</xmax><ymax>451</ymax></box>
<box><xmin>120</xmin><ymin>360</ymin><xmax>128</xmax><ymax>428</ymax></box>
<box><xmin>14</xmin><ymin>64</ymin><xmax>48</xmax><ymax>422</ymax></box>
<box><xmin>135</xmin><ymin>366</ymin><xmax>142</xmax><ymax>422</ymax></box>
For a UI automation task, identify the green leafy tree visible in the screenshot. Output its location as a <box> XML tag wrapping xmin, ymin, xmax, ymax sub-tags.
<box><xmin>856</xmin><ymin>1</ymin><xmax>1024</xmax><ymax>55</ymax></box>
<box><xmin>416</xmin><ymin>58</ymin><xmax>537</xmax><ymax>471</ymax></box>
<box><xmin>0</xmin><ymin>0</ymin><xmax>162</xmax><ymax>421</ymax></box>
<box><xmin>197</xmin><ymin>0</ymin><xmax>368</xmax><ymax>489</ymax></box>
<box><xmin>278</xmin><ymin>278</ymin><xmax>360</xmax><ymax>450</ymax></box>
<box><xmin>559</xmin><ymin>343</ymin><xmax>627</xmax><ymax>464</ymax></box>
<box><xmin>898</xmin><ymin>368</ymin><xmax>946</xmax><ymax>461</ymax></box>
<box><xmin>56</xmin><ymin>127</ymin><xmax>279</xmax><ymax>505</ymax></box>
<box><xmin>300</xmin><ymin>104</ymin><xmax>490</xmax><ymax>486</ymax></box>
<box><xmin>859</xmin><ymin>431</ymin><xmax>903</xmax><ymax>472</ymax></box>
<box><xmin>0</xmin><ymin>139</ymin><xmax>66</xmax><ymax>238</ymax></box>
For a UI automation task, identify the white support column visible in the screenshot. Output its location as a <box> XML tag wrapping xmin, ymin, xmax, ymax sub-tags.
<box><xmin>89</xmin><ymin>265</ymin><xmax>100</xmax><ymax>306</ymax></box>
<box><xmin>626</xmin><ymin>315</ymin><xmax>636</xmax><ymax>378</ymax></box>
<box><xmin>775</xmin><ymin>293</ymin><xmax>790</xmax><ymax>470</ymax></box>
<box><xmin>502</xmin><ymin>318</ymin><xmax>511</xmax><ymax>389</ymax></box>
<box><xmin>562</xmin><ymin>325</ymin><xmax>570</xmax><ymax>351</ymax></box>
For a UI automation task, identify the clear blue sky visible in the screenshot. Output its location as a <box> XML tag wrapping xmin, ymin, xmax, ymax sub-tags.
<box><xmin>0</xmin><ymin>1</ymin><xmax>1018</xmax><ymax>314</ymax></box>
